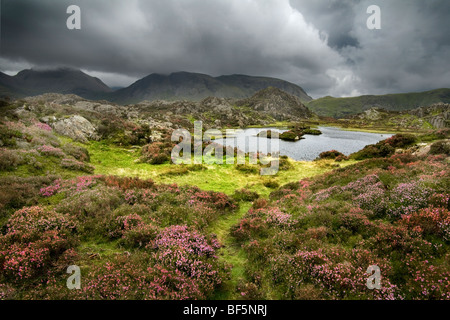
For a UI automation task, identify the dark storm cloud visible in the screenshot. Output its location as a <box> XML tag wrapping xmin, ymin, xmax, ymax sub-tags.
<box><xmin>0</xmin><ymin>0</ymin><xmax>449</xmax><ymax>97</ymax></box>
<box><xmin>289</xmin><ymin>0</ymin><xmax>361</xmax><ymax>50</ymax></box>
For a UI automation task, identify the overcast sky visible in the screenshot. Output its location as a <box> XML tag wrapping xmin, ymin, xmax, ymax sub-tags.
<box><xmin>1</xmin><ymin>0</ymin><xmax>449</xmax><ymax>98</ymax></box>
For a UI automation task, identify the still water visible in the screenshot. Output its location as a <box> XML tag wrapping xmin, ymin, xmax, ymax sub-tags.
<box><xmin>213</xmin><ymin>126</ymin><xmax>393</xmax><ymax>161</ymax></box>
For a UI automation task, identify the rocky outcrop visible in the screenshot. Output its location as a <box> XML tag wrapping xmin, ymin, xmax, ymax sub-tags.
<box><xmin>237</xmin><ymin>87</ymin><xmax>315</xmax><ymax>121</ymax></box>
<box><xmin>408</xmin><ymin>103</ymin><xmax>450</xmax><ymax>128</ymax></box>
<box><xmin>349</xmin><ymin>104</ymin><xmax>449</xmax><ymax>129</ymax></box>
<box><xmin>355</xmin><ymin>108</ymin><xmax>387</xmax><ymax>121</ymax></box>
<box><xmin>51</xmin><ymin>115</ymin><xmax>99</xmax><ymax>143</ymax></box>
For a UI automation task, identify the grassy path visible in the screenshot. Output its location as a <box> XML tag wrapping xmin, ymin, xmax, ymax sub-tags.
<box><xmin>209</xmin><ymin>202</ymin><xmax>253</xmax><ymax>300</ymax></box>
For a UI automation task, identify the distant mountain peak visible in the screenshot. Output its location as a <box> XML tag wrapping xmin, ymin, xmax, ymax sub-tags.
<box><xmin>0</xmin><ymin>68</ymin><xmax>112</xmax><ymax>100</ymax></box>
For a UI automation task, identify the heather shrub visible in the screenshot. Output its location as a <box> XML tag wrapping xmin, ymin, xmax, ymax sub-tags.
<box><xmin>36</xmin><ymin>145</ymin><xmax>65</xmax><ymax>158</ymax></box>
<box><xmin>335</xmin><ymin>155</ymin><xmax>348</xmax><ymax>162</ymax></box>
<box><xmin>237</xmin><ymin>280</ymin><xmax>263</xmax><ymax>300</ymax></box>
<box><xmin>317</xmin><ymin>150</ymin><xmax>345</xmax><ymax>160</ymax></box>
<box><xmin>428</xmin><ymin>193</ymin><xmax>450</xmax><ymax>210</ymax></box>
<box><xmin>231</xmin><ymin>210</ymin><xmax>267</xmax><ymax>242</ymax></box>
<box><xmin>278</xmin><ymin>156</ymin><xmax>293</xmax><ymax>171</ymax></box>
<box><xmin>384</xmin><ymin>134</ymin><xmax>416</xmax><ymax>148</ymax></box>
<box><xmin>140</xmin><ymin>142</ymin><xmax>172</xmax><ymax>164</ymax></box>
<box><xmin>154</xmin><ymin>203</ymin><xmax>213</xmax><ymax>229</ymax></box>
<box><xmin>0</xmin><ymin>124</ymin><xmax>22</xmax><ymax>147</ymax></box>
<box><xmin>231</xmin><ymin>207</ymin><xmax>293</xmax><ymax>241</ymax></box>
<box><xmin>361</xmin><ymin>224</ymin><xmax>434</xmax><ymax>259</ymax></box>
<box><xmin>350</xmin><ymin>142</ymin><xmax>395</xmax><ymax>160</ymax></box>
<box><xmin>188</xmin><ymin>189</ymin><xmax>236</xmax><ymax>211</ymax></box>
<box><xmin>401</xmin><ymin>207</ymin><xmax>450</xmax><ymax>242</ymax></box>
<box><xmin>119</xmin><ymin>223</ymin><xmax>159</xmax><ymax>248</ymax></box>
<box><xmin>150</xmin><ymin>225</ymin><xmax>229</xmax><ymax>297</ymax></box>
<box><xmin>56</xmin><ymin>186</ymin><xmax>123</xmax><ymax>218</ymax></box>
<box><xmin>151</xmin><ymin>154</ymin><xmax>170</xmax><ymax>165</ymax></box>
<box><xmin>55</xmin><ymin>186</ymin><xmax>123</xmax><ymax>236</ymax></box>
<box><xmin>5</xmin><ymin>206</ymin><xmax>77</xmax><ymax>240</ymax></box>
<box><xmin>0</xmin><ymin>149</ymin><xmax>23</xmax><ymax>171</ymax></box>
<box><xmin>429</xmin><ymin>140</ymin><xmax>450</xmax><ymax>155</ymax></box>
<box><xmin>236</xmin><ymin>164</ymin><xmax>258</xmax><ymax>174</ymax></box>
<box><xmin>34</xmin><ymin>122</ymin><xmax>52</xmax><ymax>132</ymax></box>
<box><xmin>62</xmin><ymin>143</ymin><xmax>90</xmax><ymax>162</ymax></box>
<box><xmin>60</xmin><ymin>158</ymin><xmax>94</xmax><ymax>173</ymax></box>
<box><xmin>388</xmin><ymin>182</ymin><xmax>432</xmax><ymax>218</ymax></box>
<box><xmin>252</xmin><ymin>198</ymin><xmax>268</xmax><ymax>209</ymax></box>
<box><xmin>263</xmin><ymin>180</ymin><xmax>280</xmax><ymax>189</ymax></box>
<box><xmin>264</xmin><ymin>207</ymin><xmax>294</xmax><ymax>230</ymax></box>
<box><xmin>271</xmin><ymin>249</ymin><xmax>401</xmax><ymax>300</ymax></box>
<box><xmin>107</xmin><ymin>213</ymin><xmax>144</xmax><ymax>239</ymax></box>
<box><xmin>97</xmin><ymin>116</ymin><xmax>151</xmax><ymax>146</ymax></box>
<box><xmin>0</xmin><ymin>176</ymin><xmax>57</xmax><ymax>215</ymax></box>
<box><xmin>418</xmin><ymin>129</ymin><xmax>450</xmax><ymax>142</ymax></box>
<box><xmin>350</xmin><ymin>134</ymin><xmax>416</xmax><ymax>161</ymax></box>
<box><xmin>233</xmin><ymin>146</ymin><xmax>449</xmax><ymax>300</ymax></box>
<box><xmin>332</xmin><ymin>209</ymin><xmax>376</xmax><ymax>237</ymax></box>
<box><xmin>232</xmin><ymin>188</ymin><xmax>260</xmax><ymax>202</ymax></box>
<box><xmin>313</xmin><ymin>174</ymin><xmax>388</xmax><ymax>215</ymax></box>
<box><xmin>398</xmin><ymin>254</ymin><xmax>450</xmax><ymax>300</ymax></box>
<box><xmin>355</xmin><ymin>186</ymin><xmax>388</xmax><ymax>217</ymax></box>
<box><xmin>0</xmin><ymin>206</ymin><xmax>78</xmax><ymax>284</ymax></box>
<box><xmin>78</xmin><ymin>254</ymin><xmax>207</xmax><ymax>300</ymax></box>
<box><xmin>101</xmin><ymin>175</ymin><xmax>155</xmax><ymax>191</ymax></box>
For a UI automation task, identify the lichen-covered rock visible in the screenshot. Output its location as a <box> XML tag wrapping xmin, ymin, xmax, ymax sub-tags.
<box><xmin>409</xmin><ymin>103</ymin><xmax>450</xmax><ymax>129</ymax></box>
<box><xmin>51</xmin><ymin>115</ymin><xmax>99</xmax><ymax>143</ymax></box>
<box><xmin>412</xmin><ymin>143</ymin><xmax>431</xmax><ymax>157</ymax></box>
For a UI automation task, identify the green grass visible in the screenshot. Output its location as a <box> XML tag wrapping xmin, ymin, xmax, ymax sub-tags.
<box><xmin>209</xmin><ymin>202</ymin><xmax>252</xmax><ymax>300</ymax></box>
<box><xmin>86</xmin><ymin>141</ymin><xmax>356</xmax><ymax>197</ymax></box>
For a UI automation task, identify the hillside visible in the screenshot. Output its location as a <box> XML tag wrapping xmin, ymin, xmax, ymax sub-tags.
<box><xmin>307</xmin><ymin>88</ymin><xmax>450</xmax><ymax>118</ymax></box>
<box><xmin>343</xmin><ymin>103</ymin><xmax>449</xmax><ymax>130</ymax></box>
<box><xmin>7</xmin><ymin>87</ymin><xmax>315</xmax><ymax>137</ymax></box>
<box><xmin>111</xmin><ymin>72</ymin><xmax>312</xmax><ymax>104</ymax></box>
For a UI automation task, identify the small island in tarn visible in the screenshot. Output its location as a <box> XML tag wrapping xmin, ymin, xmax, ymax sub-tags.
<box><xmin>257</xmin><ymin>125</ymin><xmax>322</xmax><ymax>141</ymax></box>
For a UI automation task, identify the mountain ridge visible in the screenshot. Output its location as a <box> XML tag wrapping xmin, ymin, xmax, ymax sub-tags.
<box><xmin>0</xmin><ymin>68</ymin><xmax>313</xmax><ymax>104</ymax></box>
<box><xmin>111</xmin><ymin>71</ymin><xmax>312</xmax><ymax>104</ymax></box>
<box><xmin>0</xmin><ymin>68</ymin><xmax>113</xmax><ymax>100</ymax></box>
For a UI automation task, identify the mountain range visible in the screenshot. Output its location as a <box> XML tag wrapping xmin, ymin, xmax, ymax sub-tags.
<box><xmin>0</xmin><ymin>68</ymin><xmax>312</xmax><ymax>104</ymax></box>
<box><xmin>1</xmin><ymin>68</ymin><xmax>449</xmax><ymax>119</ymax></box>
